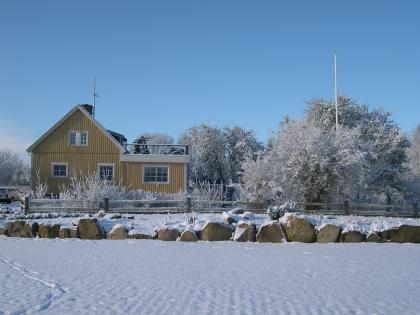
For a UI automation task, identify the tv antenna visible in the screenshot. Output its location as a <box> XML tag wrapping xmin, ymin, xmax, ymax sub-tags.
<box><xmin>93</xmin><ymin>77</ymin><xmax>99</xmax><ymax>117</ymax></box>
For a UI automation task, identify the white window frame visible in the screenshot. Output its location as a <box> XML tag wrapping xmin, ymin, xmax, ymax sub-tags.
<box><xmin>68</xmin><ymin>131</ymin><xmax>77</xmax><ymax>146</ymax></box>
<box><xmin>68</xmin><ymin>131</ymin><xmax>89</xmax><ymax>146</ymax></box>
<box><xmin>98</xmin><ymin>163</ymin><xmax>115</xmax><ymax>181</ymax></box>
<box><xmin>80</xmin><ymin>131</ymin><xmax>89</xmax><ymax>146</ymax></box>
<box><xmin>51</xmin><ymin>162</ymin><xmax>68</xmax><ymax>178</ymax></box>
<box><xmin>142</xmin><ymin>165</ymin><xmax>170</xmax><ymax>184</ymax></box>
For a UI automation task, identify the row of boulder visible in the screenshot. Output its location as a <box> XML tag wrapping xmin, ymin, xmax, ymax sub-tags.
<box><xmin>1</xmin><ymin>214</ymin><xmax>420</xmax><ymax>243</ymax></box>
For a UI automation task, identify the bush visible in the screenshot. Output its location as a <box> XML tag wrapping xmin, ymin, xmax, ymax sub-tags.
<box><xmin>267</xmin><ymin>202</ymin><xmax>297</xmax><ymax>220</ymax></box>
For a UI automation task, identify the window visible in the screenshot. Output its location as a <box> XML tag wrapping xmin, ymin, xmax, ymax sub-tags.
<box><xmin>80</xmin><ymin>132</ymin><xmax>88</xmax><ymax>145</ymax></box>
<box><xmin>52</xmin><ymin>163</ymin><xmax>67</xmax><ymax>177</ymax></box>
<box><xmin>143</xmin><ymin>166</ymin><xmax>169</xmax><ymax>183</ymax></box>
<box><xmin>69</xmin><ymin>132</ymin><xmax>77</xmax><ymax>145</ymax></box>
<box><xmin>69</xmin><ymin>131</ymin><xmax>88</xmax><ymax>146</ymax></box>
<box><xmin>98</xmin><ymin>164</ymin><xmax>114</xmax><ymax>181</ymax></box>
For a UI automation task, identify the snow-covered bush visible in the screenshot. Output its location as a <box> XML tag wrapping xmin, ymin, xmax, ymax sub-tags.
<box><xmin>267</xmin><ymin>202</ymin><xmax>297</xmax><ymax>220</ymax></box>
<box><xmin>30</xmin><ymin>170</ymin><xmax>48</xmax><ymax>199</ymax></box>
<box><xmin>188</xmin><ymin>180</ymin><xmax>226</xmax><ymax>209</ymax></box>
<box><xmin>58</xmin><ymin>173</ymin><xmax>185</xmax><ymax>201</ymax></box>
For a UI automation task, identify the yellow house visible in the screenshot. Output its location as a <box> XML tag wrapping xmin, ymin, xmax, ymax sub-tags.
<box><xmin>27</xmin><ymin>104</ymin><xmax>190</xmax><ymax>195</ymax></box>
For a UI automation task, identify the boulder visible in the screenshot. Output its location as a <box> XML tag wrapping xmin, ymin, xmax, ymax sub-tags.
<box><xmin>366</xmin><ymin>232</ymin><xmax>382</xmax><ymax>243</ymax></box>
<box><xmin>233</xmin><ymin>222</ymin><xmax>256</xmax><ymax>242</ymax></box>
<box><xmin>389</xmin><ymin>225</ymin><xmax>420</xmax><ymax>243</ymax></box>
<box><xmin>340</xmin><ymin>230</ymin><xmax>365</xmax><ymax>243</ymax></box>
<box><xmin>200</xmin><ymin>221</ymin><xmax>234</xmax><ymax>241</ymax></box>
<box><xmin>5</xmin><ymin>221</ymin><xmax>38</xmax><ymax>238</ymax></box>
<box><xmin>0</xmin><ymin>225</ymin><xmax>6</xmax><ymax>235</ymax></box>
<box><xmin>256</xmin><ymin>222</ymin><xmax>286</xmax><ymax>243</ymax></box>
<box><xmin>317</xmin><ymin>224</ymin><xmax>342</xmax><ymax>243</ymax></box>
<box><xmin>128</xmin><ymin>229</ymin><xmax>155</xmax><ymax>239</ymax></box>
<box><xmin>38</xmin><ymin>223</ymin><xmax>60</xmax><ymax>238</ymax></box>
<box><xmin>59</xmin><ymin>226</ymin><xmax>79</xmax><ymax>239</ymax></box>
<box><xmin>228</xmin><ymin>207</ymin><xmax>245</xmax><ymax>215</ymax></box>
<box><xmin>96</xmin><ymin>210</ymin><xmax>106</xmax><ymax>218</ymax></box>
<box><xmin>222</xmin><ymin>212</ymin><xmax>238</xmax><ymax>225</ymax></box>
<box><xmin>157</xmin><ymin>227</ymin><xmax>180</xmax><ymax>241</ymax></box>
<box><xmin>178</xmin><ymin>229</ymin><xmax>198</xmax><ymax>242</ymax></box>
<box><xmin>78</xmin><ymin>218</ymin><xmax>104</xmax><ymax>240</ymax></box>
<box><xmin>284</xmin><ymin>215</ymin><xmax>316</xmax><ymax>243</ymax></box>
<box><xmin>378</xmin><ymin>229</ymin><xmax>392</xmax><ymax>241</ymax></box>
<box><xmin>107</xmin><ymin>224</ymin><xmax>128</xmax><ymax>240</ymax></box>
<box><xmin>241</xmin><ymin>211</ymin><xmax>255</xmax><ymax>220</ymax></box>
<box><xmin>104</xmin><ymin>213</ymin><xmax>122</xmax><ymax>220</ymax></box>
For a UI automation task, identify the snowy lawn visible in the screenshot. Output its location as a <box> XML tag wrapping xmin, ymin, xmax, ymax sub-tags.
<box><xmin>1</xmin><ymin>238</ymin><xmax>420</xmax><ymax>314</ymax></box>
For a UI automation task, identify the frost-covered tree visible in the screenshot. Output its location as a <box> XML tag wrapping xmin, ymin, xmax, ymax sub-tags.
<box><xmin>223</xmin><ymin>126</ymin><xmax>263</xmax><ymax>183</ymax></box>
<box><xmin>180</xmin><ymin>125</ymin><xmax>227</xmax><ymax>183</ymax></box>
<box><xmin>306</xmin><ymin>96</ymin><xmax>409</xmax><ymax>203</ymax></box>
<box><xmin>0</xmin><ymin>150</ymin><xmax>30</xmax><ymax>185</ymax></box>
<box><xmin>240</xmin><ymin>153</ymin><xmax>281</xmax><ymax>203</ymax></box>
<box><xmin>407</xmin><ymin>124</ymin><xmax>420</xmax><ymax>177</ymax></box>
<box><xmin>267</xmin><ymin>119</ymin><xmax>365</xmax><ymax>203</ymax></box>
<box><xmin>135</xmin><ymin>132</ymin><xmax>175</xmax><ymax>144</ymax></box>
<box><xmin>180</xmin><ymin>124</ymin><xmax>262</xmax><ymax>185</ymax></box>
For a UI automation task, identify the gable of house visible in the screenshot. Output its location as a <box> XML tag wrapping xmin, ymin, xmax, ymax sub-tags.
<box><xmin>28</xmin><ymin>106</ymin><xmax>124</xmax><ymax>154</ymax></box>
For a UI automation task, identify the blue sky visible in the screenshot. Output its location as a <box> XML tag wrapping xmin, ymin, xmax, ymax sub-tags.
<box><xmin>1</xmin><ymin>0</ymin><xmax>419</xmax><ymax>156</ymax></box>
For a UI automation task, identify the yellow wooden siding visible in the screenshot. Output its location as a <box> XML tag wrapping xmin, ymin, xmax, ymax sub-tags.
<box><xmin>31</xmin><ymin>153</ymin><xmax>121</xmax><ymax>194</ymax></box>
<box><xmin>122</xmin><ymin>162</ymin><xmax>185</xmax><ymax>194</ymax></box>
<box><xmin>32</xmin><ymin>109</ymin><xmax>120</xmax><ymax>154</ymax></box>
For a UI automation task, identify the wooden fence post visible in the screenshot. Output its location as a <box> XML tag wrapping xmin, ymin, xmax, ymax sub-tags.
<box><xmin>186</xmin><ymin>196</ymin><xmax>192</xmax><ymax>212</ymax></box>
<box><xmin>104</xmin><ymin>197</ymin><xmax>109</xmax><ymax>212</ymax></box>
<box><xmin>413</xmin><ymin>202</ymin><xmax>418</xmax><ymax>218</ymax></box>
<box><xmin>24</xmin><ymin>197</ymin><xmax>29</xmax><ymax>215</ymax></box>
<box><xmin>344</xmin><ymin>200</ymin><xmax>349</xmax><ymax>215</ymax></box>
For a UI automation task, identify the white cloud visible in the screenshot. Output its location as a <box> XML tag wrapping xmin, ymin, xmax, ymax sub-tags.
<box><xmin>0</xmin><ymin>119</ymin><xmax>34</xmax><ymax>163</ymax></box>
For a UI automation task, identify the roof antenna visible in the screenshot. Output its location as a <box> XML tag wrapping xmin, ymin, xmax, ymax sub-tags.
<box><xmin>93</xmin><ymin>77</ymin><xmax>99</xmax><ymax>117</ymax></box>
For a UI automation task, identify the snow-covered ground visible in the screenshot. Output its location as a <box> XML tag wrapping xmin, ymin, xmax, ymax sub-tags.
<box><xmin>0</xmin><ymin>238</ymin><xmax>419</xmax><ymax>314</ymax></box>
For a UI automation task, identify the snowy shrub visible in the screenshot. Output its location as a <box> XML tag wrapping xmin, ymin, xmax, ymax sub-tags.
<box><xmin>30</xmin><ymin>170</ymin><xmax>48</xmax><ymax>199</ymax></box>
<box><xmin>58</xmin><ymin>173</ymin><xmax>185</xmax><ymax>201</ymax></box>
<box><xmin>267</xmin><ymin>202</ymin><xmax>297</xmax><ymax>220</ymax></box>
<box><xmin>188</xmin><ymin>180</ymin><xmax>226</xmax><ymax>209</ymax></box>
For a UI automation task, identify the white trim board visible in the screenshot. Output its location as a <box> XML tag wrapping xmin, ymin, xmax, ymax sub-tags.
<box><xmin>120</xmin><ymin>154</ymin><xmax>190</xmax><ymax>164</ymax></box>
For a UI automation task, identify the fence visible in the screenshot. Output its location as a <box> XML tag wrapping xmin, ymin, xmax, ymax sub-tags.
<box><xmin>21</xmin><ymin>197</ymin><xmax>419</xmax><ymax>218</ymax></box>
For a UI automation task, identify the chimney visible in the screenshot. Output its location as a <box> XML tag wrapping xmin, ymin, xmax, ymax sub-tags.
<box><xmin>80</xmin><ymin>104</ymin><xmax>94</xmax><ymax>115</ymax></box>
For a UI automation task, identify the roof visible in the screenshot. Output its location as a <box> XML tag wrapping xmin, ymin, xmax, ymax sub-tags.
<box><xmin>107</xmin><ymin>130</ymin><xmax>127</xmax><ymax>142</ymax></box>
<box><xmin>26</xmin><ymin>105</ymin><xmax>126</xmax><ymax>153</ymax></box>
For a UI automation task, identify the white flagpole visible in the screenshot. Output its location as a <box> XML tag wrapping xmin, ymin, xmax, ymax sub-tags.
<box><xmin>334</xmin><ymin>51</ymin><xmax>339</xmax><ymax>131</ymax></box>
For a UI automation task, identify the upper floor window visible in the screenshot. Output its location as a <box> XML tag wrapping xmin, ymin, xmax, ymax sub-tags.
<box><xmin>69</xmin><ymin>131</ymin><xmax>88</xmax><ymax>146</ymax></box>
<box><xmin>98</xmin><ymin>164</ymin><xmax>114</xmax><ymax>181</ymax></box>
<box><xmin>143</xmin><ymin>166</ymin><xmax>169</xmax><ymax>183</ymax></box>
<box><xmin>52</xmin><ymin>163</ymin><xmax>68</xmax><ymax>177</ymax></box>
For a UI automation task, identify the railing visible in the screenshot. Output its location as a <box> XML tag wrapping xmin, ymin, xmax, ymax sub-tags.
<box><xmin>22</xmin><ymin>197</ymin><xmax>419</xmax><ymax>217</ymax></box>
<box><xmin>124</xmin><ymin>144</ymin><xmax>189</xmax><ymax>155</ymax></box>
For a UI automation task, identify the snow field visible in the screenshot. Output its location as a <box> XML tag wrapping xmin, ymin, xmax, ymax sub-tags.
<box><xmin>1</xmin><ymin>238</ymin><xmax>420</xmax><ymax>314</ymax></box>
